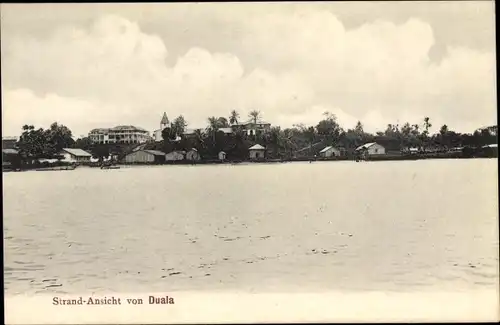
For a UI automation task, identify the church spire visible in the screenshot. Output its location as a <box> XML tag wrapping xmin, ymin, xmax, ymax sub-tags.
<box><xmin>161</xmin><ymin>112</ymin><xmax>169</xmax><ymax>127</ymax></box>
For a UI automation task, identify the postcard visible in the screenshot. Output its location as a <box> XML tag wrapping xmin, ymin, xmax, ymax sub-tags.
<box><xmin>2</xmin><ymin>1</ymin><xmax>498</xmax><ymax>323</ymax></box>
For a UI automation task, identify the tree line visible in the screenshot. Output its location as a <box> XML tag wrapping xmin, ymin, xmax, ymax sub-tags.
<box><xmin>11</xmin><ymin>111</ymin><xmax>498</xmax><ymax>162</ymax></box>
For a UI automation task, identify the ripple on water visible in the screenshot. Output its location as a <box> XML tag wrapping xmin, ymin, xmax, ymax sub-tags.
<box><xmin>3</xmin><ymin>160</ymin><xmax>498</xmax><ymax>294</ymax></box>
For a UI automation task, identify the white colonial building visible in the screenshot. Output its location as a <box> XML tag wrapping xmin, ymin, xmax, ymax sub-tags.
<box><xmin>232</xmin><ymin>119</ymin><xmax>271</xmax><ymax>136</ymax></box>
<box><xmin>89</xmin><ymin>125</ymin><xmax>151</xmax><ymax>144</ymax></box>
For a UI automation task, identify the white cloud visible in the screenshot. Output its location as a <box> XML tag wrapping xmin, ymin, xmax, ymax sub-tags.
<box><xmin>2</xmin><ymin>10</ymin><xmax>496</xmax><ymax>137</ymax></box>
<box><xmin>2</xmin><ymin>89</ymin><xmax>127</xmax><ymax>137</ymax></box>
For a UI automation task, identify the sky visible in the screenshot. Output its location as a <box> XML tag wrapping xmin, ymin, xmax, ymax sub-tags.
<box><xmin>1</xmin><ymin>2</ymin><xmax>497</xmax><ymax>138</ymax></box>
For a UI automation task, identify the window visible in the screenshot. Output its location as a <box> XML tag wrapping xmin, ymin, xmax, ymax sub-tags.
<box><xmin>374</xmin><ymin>149</ymin><xmax>378</xmax><ymax>153</ymax></box>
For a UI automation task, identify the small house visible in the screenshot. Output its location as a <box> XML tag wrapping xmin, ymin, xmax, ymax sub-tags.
<box><xmin>2</xmin><ymin>148</ymin><xmax>20</xmax><ymax>169</ymax></box>
<box><xmin>58</xmin><ymin>148</ymin><xmax>92</xmax><ymax>163</ymax></box>
<box><xmin>218</xmin><ymin>151</ymin><xmax>227</xmax><ymax>161</ymax></box>
<box><xmin>186</xmin><ymin>148</ymin><xmax>201</xmax><ymax>161</ymax></box>
<box><xmin>249</xmin><ymin>144</ymin><xmax>266</xmax><ymax>160</ymax></box>
<box><xmin>319</xmin><ymin>146</ymin><xmax>340</xmax><ymax>158</ymax></box>
<box><xmin>165</xmin><ymin>150</ymin><xmax>185</xmax><ymax>161</ymax></box>
<box><xmin>355</xmin><ymin>142</ymin><xmax>386</xmax><ymax>156</ymax></box>
<box><xmin>2</xmin><ymin>137</ymin><xmax>18</xmax><ymax>150</ymax></box>
<box><xmin>481</xmin><ymin>144</ymin><xmax>498</xmax><ymax>157</ymax></box>
<box><xmin>123</xmin><ymin>150</ymin><xmax>165</xmax><ymax>164</ymax></box>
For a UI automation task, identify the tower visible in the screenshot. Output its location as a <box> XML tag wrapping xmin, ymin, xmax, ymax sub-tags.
<box><xmin>160</xmin><ymin>112</ymin><xmax>169</xmax><ymax>130</ymax></box>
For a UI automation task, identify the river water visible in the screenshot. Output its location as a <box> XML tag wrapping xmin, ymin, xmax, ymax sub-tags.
<box><xmin>3</xmin><ymin>159</ymin><xmax>499</xmax><ymax>295</ymax></box>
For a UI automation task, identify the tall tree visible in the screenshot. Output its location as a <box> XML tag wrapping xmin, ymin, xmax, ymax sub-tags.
<box><xmin>207</xmin><ymin>116</ymin><xmax>220</xmax><ymax>143</ymax></box>
<box><xmin>439</xmin><ymin>124</ymin><xmax>449</xmax><ymax>136</ymax></box>
<box><xmin>400</xmin><ymin>122</ymin><xmax>413</xmax><ymax>148</ymax></box>
<box><xmin>229</xmin><ymin>110</ymin><xmax>240</xmax><ymax>125</ymax></box>
<box><xmin>217</xmin><ymin>117</ymin><xmax>229</xmax><ymax>128</ymax></box>
<box><xmin>423</xmin><ymin>117</ymin><xmax>432</xmax><ymax>134</ymax></box>
<box><xmin>74</xmin><ymin>137</ymin><xmax>92</xmax><ymax>150</ymax></box>
<box><xmin>44</xmin><ymin>122</ymin><xmax>75</xmax><ymax>156</ymax></box>
<box><xmin>305</xmin><ymin>126</ymin><xmax>317</xmax><ymax>156</ymax></box>
<box><xmin>316</xmin><ymin>112</ymin><xmax>341</xmax><ymax>143</ymax></box>
<box><xmin>17</xmin><ymin>125</ymin><xmax>50</xmax><ymax>160</ymax></box>
<box><xmin>192</xmin><ymin>129</ymin><xmax>206</xmax><ymax>150</ymax></box>
<box><xmin>248</xmin><ymin>110</ymin><xmax>261</xmax><ymax>124</ymax></box>
<box><xmin>172</xmin><ymin>115</ymin><xmax>187</xmax><ymax>136</ymax></box>
<box><xmin>354</xmin><ymin>121</ymin><xmax>364</xmax><ymax>135</ymax></box>
<box><xmin>420</xmin><ymin>117</ymin><xmax>432</xmax><ymax>148</ymax></box>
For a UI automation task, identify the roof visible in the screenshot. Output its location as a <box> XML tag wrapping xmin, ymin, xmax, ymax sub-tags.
<box><xmin>355</xmin><ymin>142</ymin><xmax>379</xmax><ymax>151</ymax></box>
<box><xmin>249</xmin><ymin>144</ymin><xmax>266</xmax><ymax>150</ymax></box>
<box><xmin>239</xmin><ymin>119</ymin><xmax>271</xmax><ymax>126</ymax></box>
<box><xmin>143</xmin><ymin>150</ymin><xmax>166</xmax><ymax>156</ymax></box>
<box><xmin>39</xmin><ymin>158</ymin><xmax>59</xmax><ymax>163</ymax></box>
<box><xmin>89</xmin><ymin>128</ymin><xmax>110</xmax><ymax>133</ymax></box>
<box><xmin>482</xmin><ymin>144</ymin><xmax>498</xmax><ymax>148</ymax></box>
<box><xmin>166</xmin><ymin>150</ymin><xmax>186</xmax><ymax>155</ymax></box>
<box><xmin>219</xmin><ymin>151</ymin><xmax>226</xmax><ymax>154</ymax></box>
<box><xmin>319</xmin><ymin>146</ymin><xmax>339</xmax><ymax>153</ymax></box>
<box><xmin>188</xmin><ymin>148</ymin><xmax>198</xmax><ymax>152</ymax></box>
<box><xmin>2</xmin><ymin>136</ymin><xmax>18</xmax><ymax>141</ymax></box>
<box><xmin>2</xmin><ymin>149</ymin><xmax>19</xmax><ymax>154</ymax></box>
<box><xmin>61</xmin><ymin>148</ymin><xmax>92</xmax><ymax>157</ymax></box>
<box><xmin>218</xmin><ymin>127</ymin><xmax>233</xmax><ymax>134</ymax></box>
<box><xmin>296</xmin><ymin>141</ymin><xmax>324</xmax><ymax>153</ymax></box>
<box><xmin>110</xmin><ymin>125</ymin><xmax>147</xmax><ymax>132</ymax></box>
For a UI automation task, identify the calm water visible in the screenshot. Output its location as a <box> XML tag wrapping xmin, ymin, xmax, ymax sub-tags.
<box><xmin>3</xmin><ymin>159</ymin><xmax>499</xmax><ymax>295</ymax></box>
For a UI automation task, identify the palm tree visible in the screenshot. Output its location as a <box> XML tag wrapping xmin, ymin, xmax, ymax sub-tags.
<box><xmin>424</xmin><ymin>117</ymin><xmax>432</xmax><ymax>132</ymax></box>
<box><xmin>354</xmin><ymin>121</ymin><xmax>364</xmax><ymax>135</ymax></box>
<box><xmin>305</xmin><ymin>126</ymin><xmax>316</xmax><ymax>157</ymax></box>
<box><xmin>229</xmin><ymin>110</ymin><xmax>240</xmax><ymax>126</ymax></box>
<box><xmin>207</xmin><ymin>116</ymin><xmax>219</xmax><ymax>143</ymax></box>
<box><xmin>248</xmin><ymin>110</ymin><xmax>261</xmax><ymax>124</ymax></box>
<box><xmin>422</xmin><ymin>117</ymin><xmax>432</xmax><ymax>148</ymax></box>
<box><xmin>439</xmin><ymin>124</ymin><xmax>449</xmax><ymax>136</ymax></box>
<box><xmin>193</xmin><ymin>129</ymin><xmax>206</xmax><ymax>150</ymax></box>
<box><xmin>267</xmin><ymin>126</ymin><xmax>282</xmax><ymax>157</ymax></box>
<box><xmin>282</xmin><ymin>129</ymin><xmax>297</xmax><ymax>159</ymax></box>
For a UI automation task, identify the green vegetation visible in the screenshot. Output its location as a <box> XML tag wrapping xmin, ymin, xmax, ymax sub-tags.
<box><xmin>11</xmin><ymin>112</ymin><xmax>498</xmax><ymax>164</ymax></box>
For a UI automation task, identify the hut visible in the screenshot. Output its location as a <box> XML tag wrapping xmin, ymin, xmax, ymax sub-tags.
<box><xmin>218</xmin><ymin>151</ymin><xmax>227</xmax><ymax>161</ymax></box>
<box><xmin>355</xmin><ymin>142</ymin><xmax>386</xmax><ymax>156</ymax></box>
<box><xmin>319</xmin><ymin>146</ymin><xmax>341</xmax><ymax>158</ymax></box>
<box><xmin>249</xmin><ymin>144</ymin><xmax>266</xmax><ymax>160</ymax></box>
<box><xmin>58</xmin><ymin>148</ymin><xmax>92</xmax><ymax>163</ymax></box>
<box><xmin>2</xmin><ymin>148</ymin><xmax>20</xmax><ymax>170</ymax></box>
<box><xmin>165</xmin><ymin>150</ymin><xmax>185</xmax><ymax>161</ymax></box>
<box><xmin>186</xmin><ymin>148</ymin><xmax>201</xmax><ymax>161</ymax></box>
<box><xmin>481</xmin><ymin>144</ymin><xmax>498</xmax><ymax>157</ymax></box>
<box><xmin>123</xmin><ymin>150</ymin><xmax>165</xmax><ymax>164</ymax></box>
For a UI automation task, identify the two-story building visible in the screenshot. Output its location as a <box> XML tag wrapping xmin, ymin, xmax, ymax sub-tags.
<box><xmin>89</xmin><ymin>125</ymin><xmax>152</xmax><ymax>144</ymax></box>
<box><xmin>232</xmin><ymin>119</ymin><xmax>271</xmax><ymax>136</ymax></box>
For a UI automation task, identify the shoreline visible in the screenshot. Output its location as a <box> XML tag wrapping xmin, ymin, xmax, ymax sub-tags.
<box><xmin>3</xmin><ymin>154</ymin><xmax>497</xmax><ymax>172</ymax></box>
